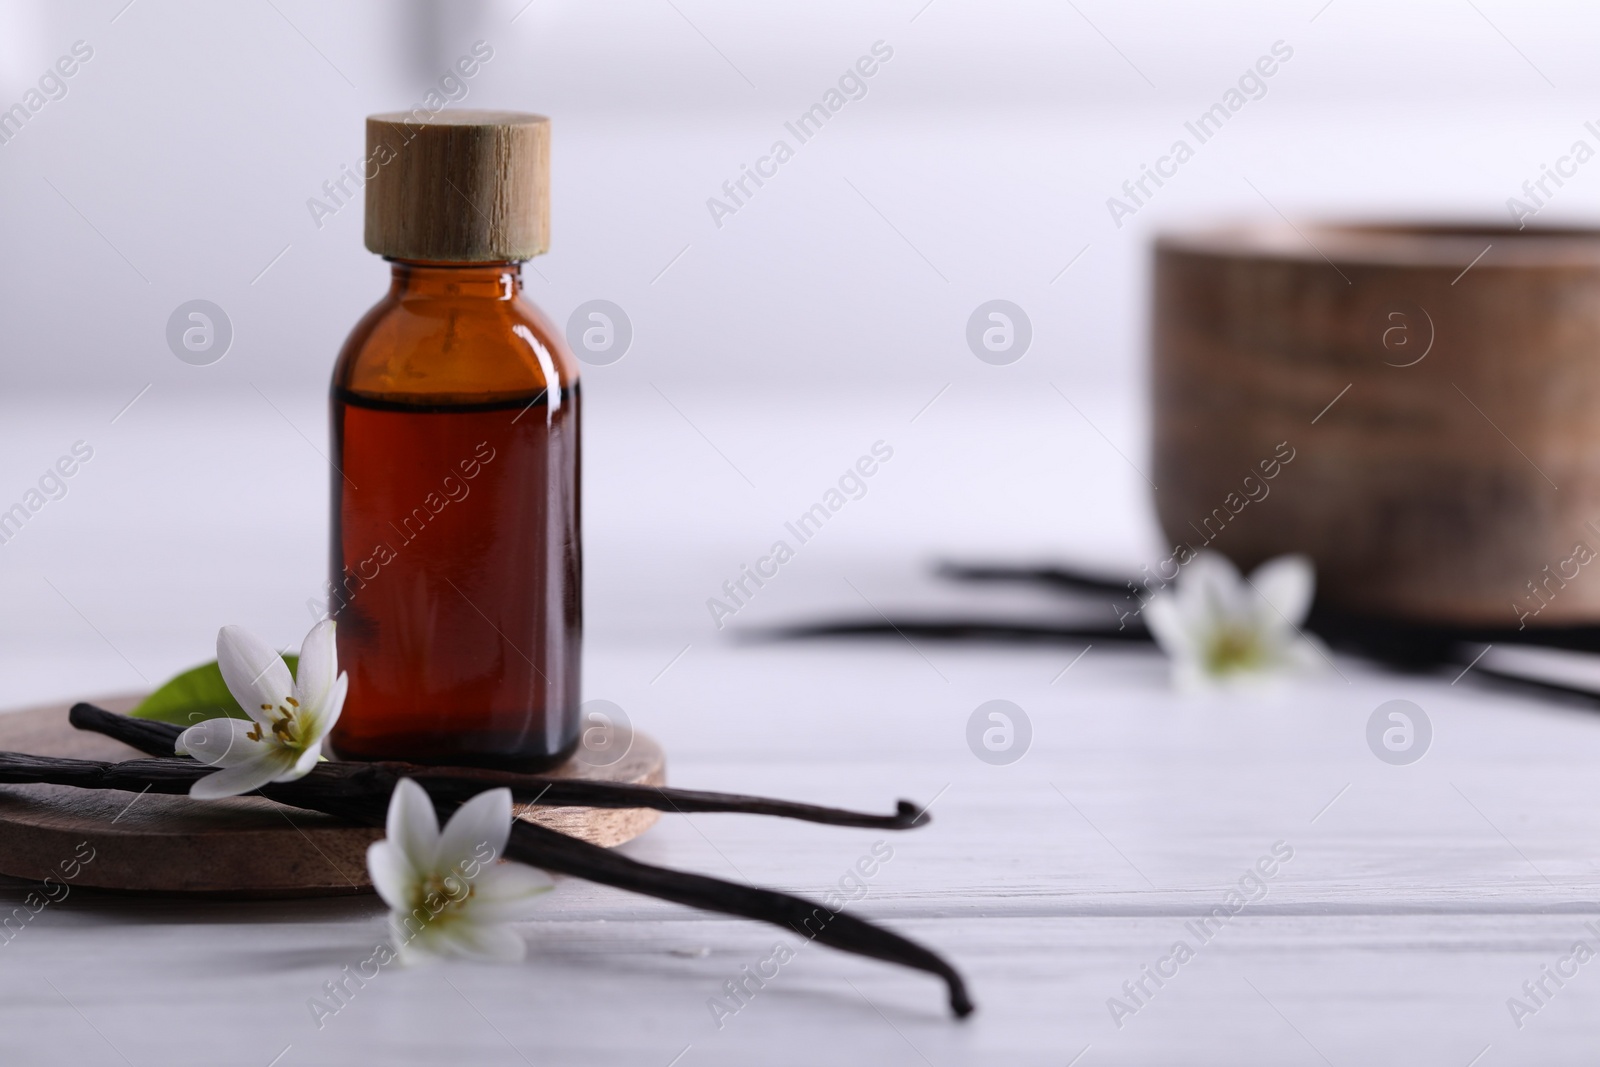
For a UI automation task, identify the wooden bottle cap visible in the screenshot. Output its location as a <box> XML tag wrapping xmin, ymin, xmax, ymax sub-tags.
<box><xmin>364</xmin><ymin>109</ymin><xmax>550</xmax><ymax>262</ymax></box>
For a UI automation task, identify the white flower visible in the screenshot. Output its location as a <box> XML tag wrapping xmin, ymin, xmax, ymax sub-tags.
<box><xmin>367</xmin><ymin>779</ymin><xmax>552</xmax><ymax>963</ymax></box>
<box><xmin>1144</xmin><ymin>552</ymin><xmax>1324</xmax><ymax>690</ymax></box>
<box><xmin>175</xmin><ymin>620</ymin><xmax>348</xmax><ymax>799</ymax></box>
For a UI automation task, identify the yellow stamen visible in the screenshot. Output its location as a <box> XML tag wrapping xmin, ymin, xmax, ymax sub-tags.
<box><xmin>1204</xmin><ymin>624</ymin><xmax>1267</xmax><ymax>675</ymax></box>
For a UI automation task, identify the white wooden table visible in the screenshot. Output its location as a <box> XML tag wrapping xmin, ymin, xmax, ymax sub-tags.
<box><xmin>1</xmin><ymin>386</ymin><xmax>1596</xmax><ymax>1065</ymax></box>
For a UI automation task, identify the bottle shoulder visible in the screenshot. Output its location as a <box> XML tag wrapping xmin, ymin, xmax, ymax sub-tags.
<box><xmin>333</xmin><ymin>288</ymin><xmax>578</xmax><ymax>405</ymax></box>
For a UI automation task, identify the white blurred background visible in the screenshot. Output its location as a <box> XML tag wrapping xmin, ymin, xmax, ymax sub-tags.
<box><xmin>0</xmin><ymin>0</ymin><xmax>1595</xmax><ymax>707</ymax></box>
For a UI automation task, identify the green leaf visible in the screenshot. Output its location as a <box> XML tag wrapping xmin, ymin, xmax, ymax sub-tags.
<box><xmin>130</xmin><ymin>654</ymin><xmax>299</xmax><ymax>727</ymax></box>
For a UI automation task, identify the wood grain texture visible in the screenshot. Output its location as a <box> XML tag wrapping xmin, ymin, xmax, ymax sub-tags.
<box><xmin>7</xmin><ymin>388</ymin><xmax>1599</xmax><ymax>1062</ymax></box>
<box><xmin>4</xmin><ymin>638</ymin><xmax>1600</xmax><ymax>1065</ymax></box>
<box><xmin>364</xmin><ymin>109</ymin><xmax>550</xmax><ymax>262</ymax></box>
<box><xmin>1153</xmin><ymin>223</ymin><xmax>1600</xmax><ymax>626</ymax></box>
<box><xmin>0</xmin><ymin>696</ymin><xmax>662</xmax><ymax>896</ymax></box>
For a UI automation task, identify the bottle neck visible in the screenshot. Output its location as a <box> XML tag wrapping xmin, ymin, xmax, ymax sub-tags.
<box><xmin>387</xmin><ymin>259</ymin><xmax>523</xmax><ymax>301</ymax></box>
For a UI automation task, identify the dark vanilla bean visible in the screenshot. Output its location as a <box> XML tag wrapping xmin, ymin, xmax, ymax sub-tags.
<box><xmin>500</xmin><ymin>816</ymin><xmax>975</xmax><ymax>1018</ymax></box>
<box><xmin>761</xmin><ymin>619</ymin><xmax>1146</xmax><ymax>645</ymax></box>
<box><xmin>69</xmin><ymin>704</ymin><xmax>928</xmax><ymax>830</ymax></box>
<box><xmin>0</xmin><ymin>743</ymin><xmax>974</xmax><ymax>1017</ymax></box>
<box><xmin>71</xmin><ymin>706</ymin><xmax>184</xmax><ymax>756</ymax></box>
<box><xmin>937</xmin><ymin>560</ymin><xmax>1135</xmax><ymax>596</ymax></box>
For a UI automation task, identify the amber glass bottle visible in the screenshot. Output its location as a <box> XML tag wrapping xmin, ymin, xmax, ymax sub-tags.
<box><xmin>328</xmin><ymin>111</ymin><xmax>580</xmax><ymax>768</ymax></box>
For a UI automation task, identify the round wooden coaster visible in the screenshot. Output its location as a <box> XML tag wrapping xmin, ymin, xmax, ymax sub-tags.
<box><xmin>0</xmin><ymin>695</ymin><xmax>664</xmax><ymax>898</ymax></box>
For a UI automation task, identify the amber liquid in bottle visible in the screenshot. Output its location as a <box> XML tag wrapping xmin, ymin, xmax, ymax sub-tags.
<box><xmin>328</xmin><ymin>261</ymin><xmax>580</xmax><ymax>768</ymax></box>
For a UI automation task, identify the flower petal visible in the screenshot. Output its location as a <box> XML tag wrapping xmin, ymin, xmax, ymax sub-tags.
<box><xmin>1182</xmin><ymin>552</ymin><xmax>1246</xmax><ymax>622</ymax></box>
<box><xmin>286</xmin><ymin>673</ymin><xmax>344</xmax><ymax>761</ymax></box>
<box><xmin>1170</xmin><ymin>657</ymin><xmax>1213</xmax><ymax>693</ymax></box>
<box><xmin>431</xmin><ymin>920</ymin><xmax>527</xmax><ymax>963</ymax></box>
<box><xmin>280</xmin><ymin>743</ymin><xmax>324</xmax><ymax>781</ymax></box>
<box><xmin>318</xmin><ymin>673</ymin><xmax>349</xmax><ymax>735</ymax></box>
<box><xmin>1250</xmin><ymin>553</ymin><xmax>1316</xmax><ymax>629</ymax></box>
<box><xmin>367</xmin><ymin>840</ymin><xmax>417</xmax><ymax>913</ymax></box>
<box><xmin>387</xmin><ymin>779</ymin><xmax>440</xmax><ymax>871</ymax></box>
<box><xmin>436</xmin><ymin>787</ymin><xmax>512</xmax><ymax>872</ymax></box>
<box><xmin>1286</xmin><ymin>633</ymin><xmax>1331</xmax><ymax>673</ymax></box>
<box><xmin>464</xmin><ymin>862</ymin><xmax>552</xmax><ymax>923</ymax></box>
<box><xmin>188</xmin><ymin>750</ymin><xmax>296</xmax><ymax>799</ymax></box>
<box><xmin>1142</xmin><ymin>593</ymin><xmax>1192</xmax><ymax>661</ymax></box>
<box><xmin>389</xmin><ymin>912</ymin><xmax>468</xmax><ymax>965</ymax></box>
<box><xmin>216</xmin><ymin>625</ymin><xmax>294</xmax><ymax>727</ymax></box>
<box><xmin>292</xmin><ymin>619</ymin><xmax>337</xmax><ymax>715</ymax></box>
<box><xmin>389</xmin><ymin>914</ymin><xmax>438</xmax><ymax>965</ymax></box>
<box><xmin>175</xmin><ymin>717</ymin><xmax>264</xmax><ymax>766</ymax></box>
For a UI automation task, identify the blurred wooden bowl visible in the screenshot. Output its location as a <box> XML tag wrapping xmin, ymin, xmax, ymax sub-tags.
<box><xmin>1152</xmin><ymin>222</ymin><xmax>1600</xmax><ymax>627</ymax></box>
